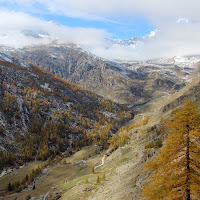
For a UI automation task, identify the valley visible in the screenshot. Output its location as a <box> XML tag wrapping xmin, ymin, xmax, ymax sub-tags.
<box><xmin>1</xmin><ymin>2</ymin><xmax>200</xmax><ymax>200</ymax></box>
<box><xmin>0</xmin><ymin>44</ymin><xmax>199</xmax><ymax>200</ymax></box>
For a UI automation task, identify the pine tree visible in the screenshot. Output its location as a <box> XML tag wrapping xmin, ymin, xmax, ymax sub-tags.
<box><xmin>7</xmin><ymin>182</ymin><xmax>12</xmax><ymax>192</ymax></box>
<box><xmin>96</xmin><ymin>176</ymin><xmax>101</xmax><ymax>184</ymax></box>
<box><xmin>102</xmin><ymin>173</ymin><xmax>106</xmax><ymax>181</ymax></box>
<box><xmin>142</xmin><ymin>99</ymin><xmax>200</xmax><ymax>200</ymax></box>
<box><xmin>90</xmin><ymin>165</ymin><xmax>95</xmax><ymax>174</ymax></box>
<box><xmin>47</xmin><ymin>157</ymin><xmax>51</xmax><ymax>166</ymax></box>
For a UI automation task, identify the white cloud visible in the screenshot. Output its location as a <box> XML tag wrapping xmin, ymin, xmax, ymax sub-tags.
<box><xmin>1</xmin><ymin>1</ymin><xmax>200</xmax><ymax>60</ymax></box>
<box><xmin>4</xmin><ymin>0</ymin><xmax>200</xmax><ymax>24</ymax></box>
<box><xmin>0</xmin><ymin>11</ymin><xmax>107</xmax><ymax>49</ymax></box>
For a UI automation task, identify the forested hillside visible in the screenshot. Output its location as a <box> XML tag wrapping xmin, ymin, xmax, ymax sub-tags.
<box><xmin>0</xmin><ymin>54</ymin><xmax>133</xmax><ymax>176</ymax></box>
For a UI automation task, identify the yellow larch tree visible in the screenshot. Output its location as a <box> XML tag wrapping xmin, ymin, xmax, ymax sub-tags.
<box><xmin>142</xmin><ymin>99</ymin><xmax>200</xmax><ymax>200</ymax></box>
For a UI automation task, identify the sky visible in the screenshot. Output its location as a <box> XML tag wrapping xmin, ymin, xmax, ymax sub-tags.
<box><xmin>0</xmin><ymin>0</ymin><xmax>200</xmax><ymax>61</ymax></box>
<box><xmin>0</xmin><ymin>0</ymin><xmax>154</xmax><ymax>39</ymax></box>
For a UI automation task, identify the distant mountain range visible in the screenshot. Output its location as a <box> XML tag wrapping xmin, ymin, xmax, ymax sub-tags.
<box><xmin>107</xmin><ymin>30</ymin><xmax>158</xmax><ymax>47</ymax></box>
<box><xmin>19</xmin><ymin>27</ymin><xmax>158</xmax><ymax>49</ymax></box>
<box><xmin>1</xmin><ymin>42</ymin><xmax>199</xmax><ymax>106</ymax></box>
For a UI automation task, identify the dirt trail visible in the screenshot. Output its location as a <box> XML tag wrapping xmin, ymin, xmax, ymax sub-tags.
<box><xmin>94</xmin><ymin>155</ymin><xmax>106</xmax><ymax>170</ymax></box>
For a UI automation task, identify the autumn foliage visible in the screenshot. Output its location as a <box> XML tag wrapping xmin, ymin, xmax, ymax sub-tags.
<box><xmin>142</xmin><ymin>99</ymin><xmax>200</xmax><ymax>200</ymax></box>
<box><xmin>0</xmin><ymin>61</ymin><xmax>133</xmax><ymax>169</ymax></box>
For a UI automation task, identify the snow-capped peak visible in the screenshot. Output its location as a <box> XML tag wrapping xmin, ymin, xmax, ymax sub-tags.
<box><xmin>48</xmin><ymin>19</ymin><xmax>58</xmax><ymax>26</ymax></box>
<box><xmin>176</xmin><ymin>17</ymin><xmax>190</xmax><ymax>24</ymax></box>
<box><xmin>107</xmin><ymin>29</ymin><xmax>158</xmax><ymax>48</ymax></box>
<box><xmin>143</xmin><ymin>29</ymin><xmax>158</xmax><ymax>39</ymax></box>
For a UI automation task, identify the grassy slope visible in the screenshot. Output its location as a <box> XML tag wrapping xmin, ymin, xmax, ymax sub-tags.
<box><xmin>0</xmin><ymin>146</ymin><xmax>101</xmax><ymax>200</ymax></box>
<box><xmin>58</xmin><ymin>123</ymin><xmax>147</xmax><ymax>200</ymax></box>
<box><xmin>0</xmin><ymin>161</ymin><xmax>45</xmax><ymax>191</ymax></box>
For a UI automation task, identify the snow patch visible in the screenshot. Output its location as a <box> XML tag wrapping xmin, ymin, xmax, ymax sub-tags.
<box><xmin>0</xmin><ymin>168</ymin><xmax>6</xmax><ymax>177</ymax></box>
<box><xmin>0</xmin><ymin>52</ymin><xmax>30</xmax><ymax>68</ymax></box>
<box><xmin>0</xmin><ymin>52</ymin><xmax>13</xmax><ymax>63</ymax></box>
<box><xmin>66</xmin><ymin>102</ymin><xmax>73</xmax><ymax>108</ymax></box>
<box><xmin>101</xmin><ymin>111</ymin><xmax>116</xmax><ymax>118</ymax></box>
<box><xmin>41</xmin><ymin>83</ymin><xmax>51</xmax><ymax>91</ymax></box>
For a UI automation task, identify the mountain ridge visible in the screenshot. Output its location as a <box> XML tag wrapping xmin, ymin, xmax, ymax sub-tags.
<box><xmin>1</xmin><ymin>43</ymin><xmax>196</xmax><ymax>107</ymax></box>
<box><xmin>0</xmin><ymin>44</ymin><xmax>200</xmax><ymax>200</ymax></box>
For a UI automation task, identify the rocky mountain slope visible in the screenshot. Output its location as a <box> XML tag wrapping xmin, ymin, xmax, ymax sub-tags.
<box><xmin>0</xmin><ymin>52</ymin><xmax>133</xmax><ymax>173</ymax></box>
<box><xmin>4</xmin><ymin>73</ymin><xmax>199</xmax><ymax>200</ymax></box>
<box><xmin>1</xmin><ymin>44</ymin><xmax>197</xmax><ymax>106</ymax></box>
<box><xmin>1</xmin><ymin>44</ymin><xmax>143</xmax><ymax>104</ymax></box>
<box><xmin>0</xmin><ymin>43</ymin><xmax>200</xmax><ymax>200</ymax></box>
